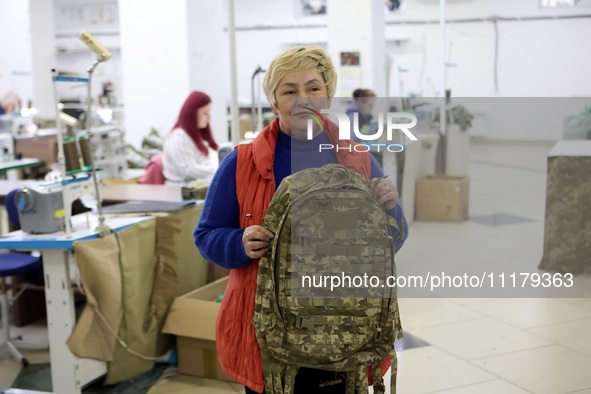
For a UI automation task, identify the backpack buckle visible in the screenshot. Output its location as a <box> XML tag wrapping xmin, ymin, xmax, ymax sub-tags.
<box><xmin>287</xmin><ymin>313</ymin><xmax>314</xmax><ymax>330</ymax></box>
<box><xmin>374</xmin><ymin>323</ymin><xmax>382</xmax><ymax>339</ymax></box>
<box><xmin>297</xmin><ymin>316</ymin><xmax>315</xmax><ymax>330</ymax></box>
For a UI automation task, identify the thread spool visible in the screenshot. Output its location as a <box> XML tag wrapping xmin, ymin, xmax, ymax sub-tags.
<box><xmin>63</xmin><ymin>137</ymin><xmax>81</xmax><ymax>172</ymax></box>
<box><xmin>78</xmin><ymin>135</ymin><xmax>93</xmax><ymax>168</ymax></box>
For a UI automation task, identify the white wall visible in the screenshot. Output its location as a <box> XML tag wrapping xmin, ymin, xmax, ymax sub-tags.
<box><xmin>384</xmin><ymin>0</ymin><xmax>591</xmax><ymax>99</ymax></box>
<box><xmin>118</xmin><ymin>0</ymin><xmax>191</xmax><ymax>148</ymax></box>
<box><xmin>230</xmin><ymin>0</ymin><xmax>591</xmax><ymax>140</ymax></box>
<box><xmin>2</xmin><ymin>0</ymin><xmax>590</xmax><ymax>142</ymax></box>
<box><xmin>0</xmin><ymin>0</ymin><xmax>33</xmax><ymax>109</ymax></box>
<box><xmin>186</xmin><ymin>0</ymin><xmax>231</xmax><ymax>145</ymax></box>
<box><xmin>229</xmin><ymin>0</ymin><xmax>591</xmax><ymax>101</ymax></box>
<box><xmin>53</xmin><ymin>0</ymin><xmax>122</xmax><ymax>107</ymax></box>
<box><xmin>232</xmin><ymin>0</ymin><xmax>328</xmax><ymax>106</ymax></box>
<box><xmin>327</xmin><ymin>0</ymin><xmax>387</xmax><ymax>97</ymax></box>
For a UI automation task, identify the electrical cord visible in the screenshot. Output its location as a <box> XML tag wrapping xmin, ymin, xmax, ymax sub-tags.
<box><xmin>76</xmin><ymin>225</ymin><xmax>166</xmax><ymax>362</ymax></box>
<box><xmin>492</xmin><ymin>17</ymin><xmax>499</xmax><ymax>94</ymax></box>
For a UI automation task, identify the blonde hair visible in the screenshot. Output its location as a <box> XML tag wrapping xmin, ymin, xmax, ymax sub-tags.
<box><xmin>263</xmin><ymin>46</ymin><xmax>337</xmax><ymax>108</ymax></box>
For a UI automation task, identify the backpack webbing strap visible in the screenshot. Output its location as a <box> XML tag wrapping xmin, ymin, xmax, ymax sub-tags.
<box><xmin>355</xmin><ymin>364</ymin><xmax>369</xmax><ymax>394</ymax></box>
<box><xmin>346</xmin><ymin>371</ymin><xmax>356</xmax><ymax>394</ymax></box>
<box><xmin>284</xmin><ymin>364</ymin><xmax>298</xmax><ymax>394</ymax></box>
<box><xmin>371</xmin><ymin>361</ymin><xmax>386</xmax><ymax>394</ymax></box>
<box><xmin>387</xmin><ymin>215</ymin><xmax>406</xmax><ymax>243</ymax></box>
<box><xmin>261</xmin><ymin>352</ymin><xmax>282</xmax><ymax>394</ymax></box>
<box><xmin>261</xmin><ymin>352</ymin><xmax>300</xmax><ymax>394</ymax></box>
<box><xmin>390</xmin><ymin>349</ymin><xmax>399</xmax><ymax>394</ymax></box>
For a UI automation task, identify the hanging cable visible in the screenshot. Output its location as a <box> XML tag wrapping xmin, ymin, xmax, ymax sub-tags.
<box><xmin>492</xmin><ymin>16</ymin><xmax>499</xmax><ymax>94</ymax></box>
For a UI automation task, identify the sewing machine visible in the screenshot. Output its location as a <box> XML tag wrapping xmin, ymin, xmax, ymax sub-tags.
<box><xmin>0</xmin><ymin>133</ymin><xmax>14</xmax><ymax>162</ymax></box>
<box><xmin>21</xmin><ymin>29</ymin><xmax>114</xmax><ymax>238</ymax></box>
<box><xmin>15</xmin><ymin>173</ymin><xmax>98</xmax><ymax>234</ymax></box>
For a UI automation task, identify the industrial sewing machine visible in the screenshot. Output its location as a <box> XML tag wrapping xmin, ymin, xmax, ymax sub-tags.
<box><xmin>15</xmin><ymin>174</ymin><xmax>97</xmax><ymax>234</ymax></box>
<box><xmin>14</xmin><ymin>30</ymin><xmax>111</xmax><ymax>237</ymax></box>
<box><xmin>0</xmin><ymin>133</ymin><xmax>14</xmax><ymax>162</ymax></box>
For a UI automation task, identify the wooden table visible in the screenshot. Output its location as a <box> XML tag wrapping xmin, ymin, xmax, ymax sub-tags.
<box><xmin>101</xmin><ymin>183</ymin><xmax>183</xmax><ymax>203</ymax></box>
<box><xmin>0</xmin><ymin>180</ymin><xmax>183</xmax><ymax>205</ymax></box>
<box><xmin>0</xmin><ymin>215</ymin><xmax>153</xmax><ymax>394</ymax></box>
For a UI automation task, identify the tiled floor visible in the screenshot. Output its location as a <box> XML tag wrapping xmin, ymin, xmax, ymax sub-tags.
<box><xmin>2</xmin><ymin>138</ymin><xmax>590</xmax><ymax>393</ymax></box>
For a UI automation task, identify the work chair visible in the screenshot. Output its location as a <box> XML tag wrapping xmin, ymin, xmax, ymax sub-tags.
<box><xmin>138</xmin><ymin>152</ymin><xmax>165</xmax><ymax>185</ymax></box>
<box><xmin>0</xmin><ymin>188</ymin><xmax>48</xmax><ymax>366</ymax></box>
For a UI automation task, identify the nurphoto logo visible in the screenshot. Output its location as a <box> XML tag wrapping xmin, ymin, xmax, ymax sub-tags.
<box><xmin>304</xmin><ymin>108</ymin><xmax>418</xmax><ymax>153</ymax></box>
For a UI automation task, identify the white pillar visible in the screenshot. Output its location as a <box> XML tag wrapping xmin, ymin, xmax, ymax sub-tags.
<box><xmin>119</xmin><ymin>0</ymin><xmax>230</xmax><ymax>148</ymax></box>
<box><xmin>186</xmin><ymin>0</ymin><xmax>231</xmax><ymax>145</ymax></box>
<box><xmin>29</xmin><ymin>0</ymin><xmax>57</xmax><ymax>118</ymax></box>
<box><xmin>326</xmin><ymin>0</ymin><xmax>387</xmax><ymax>97</ymax></box>
<box><xmin>118</xmin><ymin>0</ymin><xmax>190</xmax><ymax>148</ymax></box>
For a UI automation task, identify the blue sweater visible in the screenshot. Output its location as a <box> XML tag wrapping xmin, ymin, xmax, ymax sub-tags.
<box><xmin>194</xmin><ymin>130</ymin><xmax>408</xmax><ymax>269</ymax></box>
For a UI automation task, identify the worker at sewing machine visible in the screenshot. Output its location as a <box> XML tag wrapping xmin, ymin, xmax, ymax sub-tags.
<box><xmin>0</xmin><ymin>91</ymin><xmax>20</xmax><ymax>115</ymax></box>
<box><xmin>162</xmin><ymin>91</ymin><xmax>220</xmax><ymax>185</ymax></box>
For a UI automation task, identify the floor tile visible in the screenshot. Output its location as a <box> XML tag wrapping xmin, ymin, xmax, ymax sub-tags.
<box><xmin>0</xmin><ymin>335</ymin><xmax>50</xmax><ymax>390</ymax></box>
<box><xmin>463</xmin><ymin>298</ymin><xmax>591</xmax><ymax>329</ymax></box>
<box><xmin>397</xmin><ymin>298</ymin><xmax>483</xmax><ymax>331</ymax></box>
<box><xmin>558</xmin><ymin>298</ymin><xmax>591</xmax><ymax>305</ymax></box>
<box><xmin>446</xmin><ymin>298</ymin><xmax>501</xmax><ymax>305</ymax></box>
<box><xmin>431</xmin><ymin>379</ymin><xmax>530</xmax><ymax>394</ymax></box>
<box><xmin>529</xmin><ymin>317</ymin><xmax>591</xmax><ymax>357</ymax></box>
<box><xmin>0</xmin><ymin>358</ymin><xmax>22</xmax><ymax>389</ymax></box>
<box><xmin>147</xmin><ymin>371</ymin><xmax>243</xmax><ymax>394</ymax></box>
<box><xmin>3</xmin><ymin>140</ymin><xmax>588</xmax><ymax>394</ymax></box>
<box><xmin>397</xmin><ymin>346</ymin><xmax>495</xmax><ymax>393</ymax></box>
<box><xmin>412</xmin><ymin>317</ymin><xmax>551</xmax><ymax>360</ymax></box>
<box><xmin>570</xmin><ymin>299</ymin><xmax>591</xmax><ymax>313</ymax></box>
<box><xmin>473</xmin><ymin>345</ymin><xmax>591</xmax><ymax>394</ymax></box>
<box><xmin>470</xmin><ymin>213</ymin><xmax>534</xmax><ymax>227</ymax></box>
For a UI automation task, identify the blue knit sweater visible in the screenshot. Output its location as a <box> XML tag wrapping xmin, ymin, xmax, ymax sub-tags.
<box><xmin>194</xmin><ymin>130</ymin><xmax>408</xmax><ymax>269</ymax></box>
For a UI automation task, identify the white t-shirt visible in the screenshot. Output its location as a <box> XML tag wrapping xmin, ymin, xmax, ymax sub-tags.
<box><xmin>162</xmin><ymin>128</ymin><xmax>219</xmax><ymax>185</ymax></box>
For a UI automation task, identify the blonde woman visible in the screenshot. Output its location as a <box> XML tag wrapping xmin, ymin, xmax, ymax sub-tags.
<box><xmin>195</xmin><ymin>46</ymin><xmax>408</xmax><ymax>394</ymax></box>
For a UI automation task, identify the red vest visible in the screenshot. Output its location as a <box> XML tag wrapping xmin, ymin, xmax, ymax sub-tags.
<box><xmin>215</xmin><ymin>118</ymin><xmax>388</xmax><ymax>392</ymax></box>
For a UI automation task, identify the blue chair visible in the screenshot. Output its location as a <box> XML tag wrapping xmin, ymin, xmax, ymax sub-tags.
<box><xmin>0</xmin><ymin>189</ymin><xmax>47</xmax><ymax>366</ymax></box>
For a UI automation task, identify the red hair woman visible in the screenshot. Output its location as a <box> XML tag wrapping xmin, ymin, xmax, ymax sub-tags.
<box><xmin>162</xmin><ymin>91</ymin><xmax>219</xmax><ymax>184</ymax></box>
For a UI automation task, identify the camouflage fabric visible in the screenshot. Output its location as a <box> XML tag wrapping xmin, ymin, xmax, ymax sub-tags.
<box><xmin>181</xmin><ymin>180</ymin><xmax>211</xmax><ymax>200</ymax></box>
<box><xmin>539</xmin><ymin>156</ymin><xmax>591</xmax><ymax>275</ymax></box>
<box><xmin>252</xmin><ymin>164</ymin><xmax>403</xmax><ymax>394</ymax></box>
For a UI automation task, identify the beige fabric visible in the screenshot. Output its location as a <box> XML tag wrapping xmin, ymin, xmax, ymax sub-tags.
<box><xmin>104</xmin><ymin>217</ymin><xmax>158</xmax><ymax>384</ymax></box>
<box><xmin>148</xmin><ymin>204</ymin><xmax>209</xmax><ymax>355</ymax></box>
<box><xmin>68</xmin><ymin>204</ymin><xmax>209</xmax><ymax>385</ymax></box>
<box><xmin>67</xmin><ymin>233</ymin><xmax>122</xmax><ymax>361</ymax></box>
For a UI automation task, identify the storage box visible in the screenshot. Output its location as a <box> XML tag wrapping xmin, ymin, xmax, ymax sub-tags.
<box><xmin>415</xmin><ymin>176</ymin><xmax>469</xmax><ymax>222</ymax></box>
<box><xmin>162</xmin><ymin>276</ymin><xmax>232</xmax><ymax>382</ymax></box>
<box><xmin>15</xmin><ymin>134</ymin><xmax>58</xmax><ymax>164</ymax></box>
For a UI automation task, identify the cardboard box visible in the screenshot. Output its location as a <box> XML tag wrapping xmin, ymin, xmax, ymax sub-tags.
<box><xmin>162</xmin><ymin>276</ymin><xmax>232</xmax><ymax>382</ymax></box>
<box><xmin>239</xmin><ymin>114</ymin><xmax>253</xmax><ymax>138</ymax></box>
<box><xmin>15</xmin><ymin>134</ymin><xmax>58</xmax><ymax>164</ymax></box>
<box><xmin>415</xmin><ymin>176</ymin><xmax>469</xmax><ymax>222</ymax></box>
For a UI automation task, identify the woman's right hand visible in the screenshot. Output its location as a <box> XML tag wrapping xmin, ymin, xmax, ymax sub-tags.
<box><xmin>242</xmin><ymin>225</ymin><xmax>275</xmax><ymax>259</ymax></box>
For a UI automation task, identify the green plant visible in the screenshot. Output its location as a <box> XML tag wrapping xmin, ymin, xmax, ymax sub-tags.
<box><xmin>434</xmin><ymin>105</ymin><xmax>474</xmax><ymax>131</ymax></box>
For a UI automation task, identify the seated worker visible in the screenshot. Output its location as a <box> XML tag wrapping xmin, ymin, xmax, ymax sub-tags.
<box><xmin>162</xmin><ymin>91</ymin><xmax>219</xmax><ymax>185</ymax></box>
<box><xmin>346</xmin><ymin>88</ymin><xmax>376</xmax><ymax>142</ymax></box>
<box><xmin>0</xmin><ymin>91</ymin><xmax>20</xmax><ymax>115</ymax></box>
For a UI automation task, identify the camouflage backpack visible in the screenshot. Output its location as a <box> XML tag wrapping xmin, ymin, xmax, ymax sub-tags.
<box><xmin>252</xmin><ymin>164</ymin><xmax>404</xmax><ymax>394</ymax></box>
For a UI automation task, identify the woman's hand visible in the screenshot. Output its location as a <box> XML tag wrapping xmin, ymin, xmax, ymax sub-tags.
<box><xmin>369</xmin><ymin>176</ymin><xmax>399</xmax><ymax>210</ymax></box>
<box><xmin>242</xmin><ymin>225</ymin><xmax>275</xmax><ymax>259</ymax></box>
